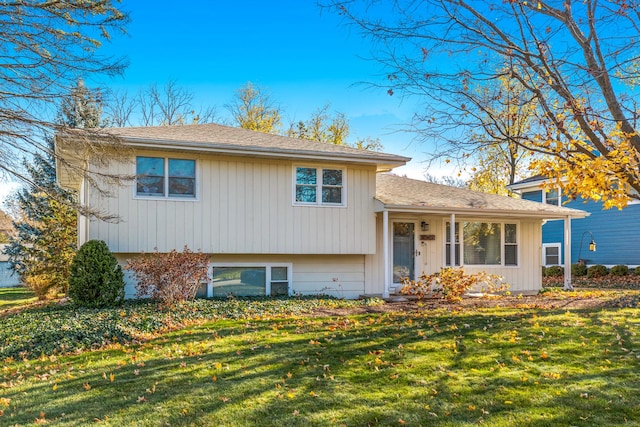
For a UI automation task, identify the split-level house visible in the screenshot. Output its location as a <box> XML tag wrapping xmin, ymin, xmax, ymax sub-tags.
<box><xmin>55</xmin><ymin>124</ymin><xmax>587</xmax><ymax>298</ymax></box>
<box><xmin>509</xmin><ymin>175</ymin><xmax>640</xmax><ymax>268</ymax></box>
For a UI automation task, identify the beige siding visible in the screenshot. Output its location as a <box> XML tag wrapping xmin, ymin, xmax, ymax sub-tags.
<box><xmin>89</xmin><ymin>152</ymin><xmax>377</xmax><ymax>255</ymax></box>
<box><xmin>117</xmin><ymin>253</ymin><xmax>366</xmax><ymax>300</ymax></box>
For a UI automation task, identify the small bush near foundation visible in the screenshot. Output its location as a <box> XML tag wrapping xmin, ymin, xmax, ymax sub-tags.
<box><xmin>126</xmin><ymin>246</ymin><xmax>210</xmax><ymax>306</ymax></box>
<box><xmin>587</xmin><ymin>264</ymin><xmax>609</xmax><ymax>278</ymax></box>
<box><xmin>635</xmin><ymin>266</ymin><xmax>640</xmax><ymax>276</ymax></box>
<box><xmin>610</xmin><ymin>265</ymin><xmax>629</xmax><ymax>276</ymax></box>
<box><xmin>572</xmin><ymin>263</ymin><xmax>588</xmax><ymax>277</ymax></box>
<box><xmin>545</xmin><ymin>266</ymin><xmax>564</xmax><ymax>277</ymax></box>
<box><xmin>400</xmin><ymin>267</ymin><xmax>508</xmax><ymax>302</ymax></box>
<box><xmin>68</xmin><ymin>240</ymin><xmax>125</xmax><ymax>308</ymax></box>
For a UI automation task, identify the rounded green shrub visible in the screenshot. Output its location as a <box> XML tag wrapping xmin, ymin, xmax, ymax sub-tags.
<box><xmin>68</xmin><ymin>240</ymin><xmax>125</xmax><ymax>307</ymax></box>
<box><xmin>541</xmin><ymin>266</ymin><xmax>547</xmax><ymax>277</ymax></box>
<box><xmin>610</xmin><ymin>265</ymin><xmax>629</xmax><ymax>276</ymax></box>
<box><xmin>635</xmin><ymin>266</ymin><xmax>640</xmax><ymax>276</ymax></box>
<box><xmin>571</xmin><ymin>263</ymin><xmax>588</xmax><ymax>277</ymax></box>
<box><xmin>545</xmin><ymin>266</ymin><xmax>564</xmax><ymax>277</ymax></box>
<box><xmin>587</xmin><ymin>264</ymin><xmax>609</xmax><ymax>278</ymax></box>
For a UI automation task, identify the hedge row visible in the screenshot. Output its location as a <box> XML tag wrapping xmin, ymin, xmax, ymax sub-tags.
<box><xmin>542</xmin><ymin>264</ymin><xmax>640</xmax><ymax>278</ymax></box>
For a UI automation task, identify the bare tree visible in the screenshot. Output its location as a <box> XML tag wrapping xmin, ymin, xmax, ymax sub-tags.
<box><xmin>107</xmin><ymin>80</ymin><xmax>218</xmax><ymax>127</ymax></box>
<box><xmin>327</xmin><ymin>0</ymin><xmax>640</xmax><ymax>208</ymax></box>
<box><xmin>0</xmin><ymin>1</ymin><xmax>129</xmax><ymax>186</ymax></box>
<box><xmin>105</xmin><ymin>89</ymin><xmax>137</xmax><ymax>127</ymax></box>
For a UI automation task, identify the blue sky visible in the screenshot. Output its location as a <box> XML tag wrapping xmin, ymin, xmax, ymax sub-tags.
<box><xmin>93</xmin><ymin>0</ymin><xmax>446</xmax><ymax>179</ymax></box>
<box><xmin>1</xmin><ymin>1</ymin><xmax>447</xmax><ymax>203</ymax></box>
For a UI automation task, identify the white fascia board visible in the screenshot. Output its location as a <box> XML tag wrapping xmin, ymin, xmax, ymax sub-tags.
<box><xmin>379</xmin><ymin>204</ymin><xmax>589</xmax><ymax>219</ymax></box>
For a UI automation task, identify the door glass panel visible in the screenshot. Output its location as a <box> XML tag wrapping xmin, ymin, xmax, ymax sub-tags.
<box><xmin>393</xmin><ymin>222</ymin><xmax>415</xmax><ymax>283</ymax></box>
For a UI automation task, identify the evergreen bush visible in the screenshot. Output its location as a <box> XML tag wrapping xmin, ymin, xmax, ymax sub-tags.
<box><xmin>587</xmin><ymin>264</ymin><xmax>609</xmax><ymax>278</ymax></box>
<box><xmin>635</xmin><ymin>266</ymin><xmax>640</xmax><ymax>276</ymax></box>
<box><xmin>610</xmin><ymin>265</ymin><xmax>629</xmax><ymax>276</ymax></box>
<box><xmin>545</xmin><ymin>266</ymin><xmax>564</xmax><ymax>277</ymax></box>
<box><xmin>571</xmin><ymin>263</ymin><xmax>588</xmax><ymax>277</ymax></box>
<box><xmin>68</xmin><ymin>240</ymin><xmax>125</xmax><ymax>307</ymax></box>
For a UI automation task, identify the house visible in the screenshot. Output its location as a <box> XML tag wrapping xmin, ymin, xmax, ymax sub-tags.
<box><xmin>55</xmin><ymin>123</ymin><xmax>587</xmax><ymax>298</ymax></box>
<box><xmin>0</xmin><ymin>245</ymin><xmax>20</xmax><ymax>288</ymax></box>
<box><xmin>509</xmin><ymin>175</ymin><xmax>640</xmax><ymax>268</ymax></box>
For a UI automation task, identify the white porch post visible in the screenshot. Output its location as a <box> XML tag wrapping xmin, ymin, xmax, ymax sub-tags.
<box><xmin>449</xmin><ymin>213</ymin><xmax>456</xmax><ymax>267</ymax></box>
<box><xmin>383</xmin><ymin>210</ymin><xmax>390</xmax><ymax>298</ymax></box>
<box><xmin>564</xmin><ymin>215</ymin><xmax>573</xmax><ymax>290</ymax></box>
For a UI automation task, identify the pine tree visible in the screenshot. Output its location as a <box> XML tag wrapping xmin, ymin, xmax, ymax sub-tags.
<box><xmin>4</xmin><ymin>81</ymin><xmax>102</xmax><ymax>298</ymax></box>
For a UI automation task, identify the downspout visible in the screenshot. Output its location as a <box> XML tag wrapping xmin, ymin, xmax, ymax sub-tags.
<box><xmin>564</xmin><ymin>215</ymin><xmax>573</xmax><ymax>290</ymax></box>
<box><xmin>383</xmin><ymin>210</ymin><xmax>390</xmax><ymax>299</ymax></box>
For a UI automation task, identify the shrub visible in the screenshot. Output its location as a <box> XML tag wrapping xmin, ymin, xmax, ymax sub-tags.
<box><xmin>126</xmin><ymin>246</ymin><xmax>210</xmax><ymax>306</ymax></box>
<box><xmin>635</xmin><ymin>266</ymin><xmax>640</xmax><ymax>276</ymax></box>
<box><xmin>610</xmin><ymin>265</ymin><xmax>629</xmax><ymax>276</ymax></box>
<box><xmin>68</xmin><ymin>240</ymin><xmax>125</xmax><ymax>308</ymax></box>
<box><xmin>545</xmin><ymin>266</ymin><xmax>564</xmax><ymax>277</ymax></box>
<box><xmin>23</xmin><ymin>274</ymin><xmax>57</xmax><ymax>300</ymax></box>
<box><xmin>587</xmin><ymin>264</ymin><xmax>609</xmax><ymax>278</ymax></box>
<box><xmin>541</xmin><ymin>266</ymin><xmax>547</xmax><ymax>277</ymax></box>
<box><xmin>400</xmin><ymin>267</ymin><xmax>508</xmax><ymax>302</ymax></box>
<box><xmin>571</xmin><ymin>263</ymin><xmax>588</xmax><ymax>277</ymax></box>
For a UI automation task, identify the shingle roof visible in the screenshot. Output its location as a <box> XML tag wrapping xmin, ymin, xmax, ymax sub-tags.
<box><xmin>97</xmin><ymin>123</ymin><xmax>409</xmax><ymax>169</ymax></box>
<box><xmin>375</xmin><ymin>174</ymin><xmax>587</xmax><ymax>218</ymax></box>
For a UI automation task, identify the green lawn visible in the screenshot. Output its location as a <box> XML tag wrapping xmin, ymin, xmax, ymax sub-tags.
<box><xmin>0</xmin><ymin>286</ymin><xmax>37</xmax><ymax>310</ymax></box>
<box><xmin>1</xmin><ymin>298</ymin><xmax>640</xmax><ymax>426</ymax></box>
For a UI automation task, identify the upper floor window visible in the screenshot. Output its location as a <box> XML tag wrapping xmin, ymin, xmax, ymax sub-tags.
<box><xmin>294</xmin><ymin>167</ymin><xmax>344</xmax><ymax>205</ymax></box>
<box><xmin>136</xmin><ymin>156</ymin><xmax>196</xmax><ymax>198</ymax></box>
<box><xmin>544</xmin><ymin>188</ymin><xmax>560</xmax><ymax>206</ymax></box>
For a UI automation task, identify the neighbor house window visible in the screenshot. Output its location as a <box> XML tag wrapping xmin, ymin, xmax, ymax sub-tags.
<box><xmin>209</xmin><ymin>265</ymin><xmax>291</xmax><ymax>297</ymax></box>
<box><xmin>294</xmin><ymin>167</ymin><xmax>344</xmax><ymax>205</ymax></box>
<box><xmin>136</xmin><ymin>156</ymin><xmax>196</xmax><ymax>198</ymax></box>
<box><xmin>543</xmin><ymin>243</ymin><xmax>561</xmax><ymax>266</ymax></box>
<box><xmin>446</xmin><ymin>222</ymin><xmax>518</xmax><ymax>267</ymax></box>
<box><xmin>544</xmin><ymin>188</ymin><xmax>560</xmax><ymax>206</ymax></box>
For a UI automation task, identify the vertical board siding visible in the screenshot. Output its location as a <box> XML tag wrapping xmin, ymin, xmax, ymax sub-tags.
<box><xmin>89</xmin><ymin>152</ymin><xmax>377</xmax><ymax>255</ymax></box>
<box><xmin>461</xmin><ymin>220</ymin><xmax>542</xmax><ymax>293</ymax></box>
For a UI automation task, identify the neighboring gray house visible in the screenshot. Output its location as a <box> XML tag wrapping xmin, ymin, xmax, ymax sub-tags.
<box><xmin>0</xmin><ymin>245</ymin><xmax>19</xmax><ymax>288</ymax></box>
<box><xmin>55</xmin><ymin>123</ymin><xmax>587</xmax><ymax>298</ymax></box>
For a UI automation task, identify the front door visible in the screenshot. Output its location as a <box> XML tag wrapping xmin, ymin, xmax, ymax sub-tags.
<box><xmin>392</xmin><ymin>221</ymin><xmax>418</xmax><ymax>286</ymax></box>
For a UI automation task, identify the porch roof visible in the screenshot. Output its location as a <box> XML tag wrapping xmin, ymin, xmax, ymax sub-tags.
<box><xmin>374</xmin><ymin>174</ymin><xmax>588</xmax><ymax>219</ymax></box>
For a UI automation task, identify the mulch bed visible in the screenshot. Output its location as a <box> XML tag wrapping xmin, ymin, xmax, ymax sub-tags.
<box><xmin>308</xmin><ymin>292</ymin><xmax>639</xmax><ymax>317</ymax></box>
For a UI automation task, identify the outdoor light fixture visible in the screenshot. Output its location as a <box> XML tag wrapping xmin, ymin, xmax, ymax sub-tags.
<box><xmin>577</xmin><ymin>230</ymin><xmax>597</xmax><ymax>263</ymax></box>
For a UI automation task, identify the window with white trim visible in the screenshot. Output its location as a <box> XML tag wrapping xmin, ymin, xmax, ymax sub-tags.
<box><xmin>445</xmin><ymin>221</ymin><xmax>460</xmax><ymax>266</ymax></box>
<box><xmin>205</xmin><ymin>264</ymin><xmax>292</xmax><ymax>297</ymax></box>
<box><xmin>294</xmin><ymin>167</ymin><xmax>344</xmax><ymax>205</ymax></box>
<box><xmin>136</xmin><ymin>156</ymin><xmax>196</xmax><ymax>198</ymax></box>
<box><xmin>446</xmin><ymin>221</ymin><xmax>519</xmax><ymax>266</ymax></box>
<box><xmin>543</xmin><ymin>243</ymin><xmax>561</xmax><ymax>266</ymax></box>
<box><xmin>543</xmin><ymin>188</ymin><xmax>561</xmax><ymax>206</ymax></box>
